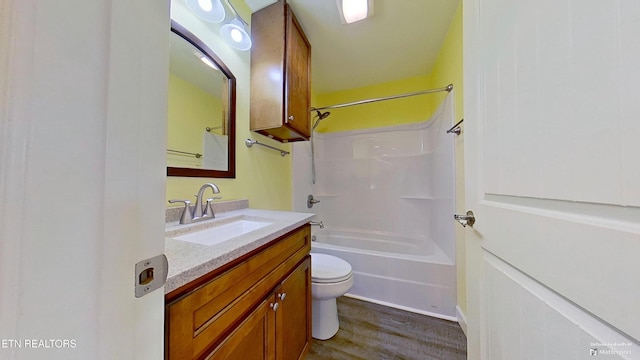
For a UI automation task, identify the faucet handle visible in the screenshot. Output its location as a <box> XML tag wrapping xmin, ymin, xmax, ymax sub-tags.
<box><xmin>168</xmin><ymin>199</ymin><xmax>193</xmax><ymax>224</ymax></box>
<box><xmin>203</xmin><ymin>197</ymin><xmax>221</xmax><ymax>218</ymax></box>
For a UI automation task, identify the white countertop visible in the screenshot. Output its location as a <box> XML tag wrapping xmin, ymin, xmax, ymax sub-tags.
<box><xmin>164</xmin><ymin>208</ymin><xmax>315</xmax><ymax>294</ymax></box>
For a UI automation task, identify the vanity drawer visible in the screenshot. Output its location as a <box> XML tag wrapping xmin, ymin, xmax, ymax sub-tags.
<box><xmin>166</xmin><ymin>225</ymin><xmax>310</xmax><ymax>360</ymax></box>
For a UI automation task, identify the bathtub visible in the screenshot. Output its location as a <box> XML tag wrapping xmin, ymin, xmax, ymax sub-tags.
<box><xmin>311</xmin><ymin>228</ymin><xmax>457</xmax><ymax>320</ymax></box>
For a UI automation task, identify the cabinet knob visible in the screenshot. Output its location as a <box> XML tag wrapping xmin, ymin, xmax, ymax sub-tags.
<box><xmin>286</xmin><ymin>115</ymin><xmax>294</xmax><ymax>123</ymax></box>
<box><xmin>278</xmin><ymin>292</ymin><xmax>287</xmax><ymax>301</ymax></box>
<box><xmin>270</xmin><ymin>302</ymin><xmax>279</xmax><ymax>312</ymax></box>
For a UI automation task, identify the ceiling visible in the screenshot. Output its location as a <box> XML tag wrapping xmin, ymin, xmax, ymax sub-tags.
<box><xmin>244</xmin><ymin>0</ymin><xmax>460</xmax><ymax>95</ymax></box>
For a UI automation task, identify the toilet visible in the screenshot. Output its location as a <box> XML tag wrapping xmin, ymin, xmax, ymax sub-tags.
<box><xmin>310</xmin><ymin>252</ymin><xmax>354</xmax><ymax>340</ymax></box>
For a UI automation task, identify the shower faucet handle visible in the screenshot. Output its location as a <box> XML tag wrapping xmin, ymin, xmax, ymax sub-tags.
<box><xmin>307</xmin><ymin>194</ymin><xmax>320</xmax><ymax>208</ymax></box>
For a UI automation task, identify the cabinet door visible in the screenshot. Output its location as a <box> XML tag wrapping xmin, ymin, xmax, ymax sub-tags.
<box><xmin>205</xmin><ymin>297</ymin><xmax>276</xmax><ymax>360</ymax></box>
<box><xmin>284</xmin><ymin>7</ymin><xmax>311</xmax><ymax>138</ymax></box>
<box><xmin>275</xmin><ymin>257</ymin><xmax>311</xmax><ymax>360</ymax></box>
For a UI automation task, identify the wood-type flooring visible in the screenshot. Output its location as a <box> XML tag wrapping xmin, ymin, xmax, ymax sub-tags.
<box><xmin>306</xmin><ymin>296</ymin><xmax>467</xmax><ymax>360</ymax></box>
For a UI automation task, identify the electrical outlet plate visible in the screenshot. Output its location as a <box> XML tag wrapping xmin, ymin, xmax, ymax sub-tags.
<box><xmin>134</xmin><ymin>254</ymin><xmax>168</xmax><ymax>298</ymax></box>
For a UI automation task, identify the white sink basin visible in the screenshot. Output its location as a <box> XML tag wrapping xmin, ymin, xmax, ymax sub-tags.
<box><xmin>173</xmin><ymin>219</ymin><xmax>272</xmax><ymax>246</ymax></box>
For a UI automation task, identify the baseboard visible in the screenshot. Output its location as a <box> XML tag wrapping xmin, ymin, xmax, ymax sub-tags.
<box><xmin>456</xmin><ymin>305</ymin><xmax>468</xmax><ymax>337</ymax></box>
<box><xmin>344</xmin><ymin>293</ymin><xmax>458</xmax><ymax>322</ymax></box>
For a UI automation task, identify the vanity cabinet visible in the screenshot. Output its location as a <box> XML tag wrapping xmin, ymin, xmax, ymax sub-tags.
<box><xmin>165</xmin><ymin>225</ymin><xmax>311</xmax><ymax>360</ymax></box>
<box><xmin>250</xmin><ymin>0</ymin><xmax>311</xmax><ymax>142</ymax></box>
<box><xmin>209</xmin><ymin>259</ymin><xmax>310</xmax><ymax>360</ymax></box>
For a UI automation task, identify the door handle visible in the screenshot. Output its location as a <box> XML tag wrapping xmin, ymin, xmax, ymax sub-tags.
<box><xmin>454</xmin><ymin>211</ymin><xmax>475</xmax><ymax>228</ymax></box>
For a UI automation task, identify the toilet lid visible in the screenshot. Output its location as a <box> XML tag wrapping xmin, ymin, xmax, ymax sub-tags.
<box><xmin>311</xmin><ymin>253</ymin><xmax>353</xmax><ymax>283</ymax></box>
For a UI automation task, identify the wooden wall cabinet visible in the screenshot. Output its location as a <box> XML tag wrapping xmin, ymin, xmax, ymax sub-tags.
<box><xmin>250</xmin><ymin>0</ymin><xmax>311</xmax><ymax>142</ymax></box>
<box><xmin>165</xmin><ymin>225</ymin><xmax>311</xmax><ymax>360</ymax></box>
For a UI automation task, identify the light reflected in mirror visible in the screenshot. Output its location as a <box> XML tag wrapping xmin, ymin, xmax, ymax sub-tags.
<box><xmin>167</xmin><ymin>21</ymin><xmax>236</xmax><ymax>178</ymax></box>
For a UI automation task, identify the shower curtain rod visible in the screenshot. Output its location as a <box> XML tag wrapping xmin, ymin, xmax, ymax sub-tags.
<box><xmin>310</xmin><ymin>84</ymin><xmax>453</xmax><ymax>112</ymax></box>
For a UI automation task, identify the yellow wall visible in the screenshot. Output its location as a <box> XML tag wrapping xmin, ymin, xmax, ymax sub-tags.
<box><xmin>314</xmin><ymin>74</ymin><xmax>433</xmax><ymax>133</ymax></box>
<box><xmin>167</xmin><ymin>73</ymin><xmax>223</xmax><ymax>168</ymax></box>
<box><xmin>430</xmin><ymin>3</ymin><xmax>464</xmax><ymax>122</ymax></box>
<box><xmin>168</xmin><ymin>0</ymin><xmax>292</xmax><ymax>210</ymax></box>
<box><xmin>431</xmin><ymin>2</ymin><xmax>466</xmax><ymax>316</ymax></box>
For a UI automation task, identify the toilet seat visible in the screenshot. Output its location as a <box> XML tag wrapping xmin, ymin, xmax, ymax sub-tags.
<box><xmin>311</xmin><ymin>253</ymin><xmax>353</xmax><ymax>284</ymax></box>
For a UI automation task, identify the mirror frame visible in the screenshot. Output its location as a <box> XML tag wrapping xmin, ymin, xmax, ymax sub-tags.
<box><xmin>167</xmin><ymin>20</ymin><xmax>236</xmax><ymax>178</ymax></box>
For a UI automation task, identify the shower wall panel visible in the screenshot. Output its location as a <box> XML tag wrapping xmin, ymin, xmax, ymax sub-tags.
<box><xmin>312</xmin><ymin>97</ymin><xmax>455</xmax><ymax>260</ymax></box>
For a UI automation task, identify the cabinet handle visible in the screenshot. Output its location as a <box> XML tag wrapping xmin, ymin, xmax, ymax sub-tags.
<box><xmin>270</xmin><ymin>302</ymin><xmax>279</xmax><ymax>312</ymax></box>
<box><xmin>286</xmin><ymin>115</ymin><xmax>294</xmax><ymax>123</ymax></box>
<box><xmin>278</xmin><ymin>292</ymin><xmax>287</xmax><ymax>301</ymax></box>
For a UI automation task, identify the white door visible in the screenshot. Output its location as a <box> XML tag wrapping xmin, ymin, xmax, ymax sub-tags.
<box><xmin>463</xmin><ymin>0</ymin><xmax>640</xmax><ymax>359</ymax></box>
<box><xmin>0</xmin><ymin>0</ymin><xmax>169</xmax><ymax>359</ymax></box>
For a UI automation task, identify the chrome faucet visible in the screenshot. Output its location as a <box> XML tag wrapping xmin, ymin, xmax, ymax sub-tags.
<box><xmin>169</xmin><ymin>183</ymin><xmax>221</xmax><ymax>224</ymax></box>
<box><xmin>194</xmin><ymin>183</ymin><xmax>220</xmax><ymax>219</ymax></box>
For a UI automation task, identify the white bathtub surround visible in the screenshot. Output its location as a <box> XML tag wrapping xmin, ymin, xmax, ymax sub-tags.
<box><xmin>297</xmin><ymin>94</ymin><xmax>457</xmax><ymax>319</ymax></box>
<box><xmin>312</xmin><ymin>240</ymin><xmax>457</xmax><ymax>319</ymax></box>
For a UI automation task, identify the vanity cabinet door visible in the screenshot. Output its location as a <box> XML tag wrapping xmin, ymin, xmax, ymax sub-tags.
<box><xmin>275</xmin><ymin>257</ymin><xmax>311</xmax><ymax>360</ymax></box>
<box><xmin>207</xmin><ymin>255</ymin><xmax>310</xmax><ymax>360</ymax></box>
<box><xmin>205</xmin><ymin>297</ymin><xmax>276</xmax><ymax>360</ymax></box>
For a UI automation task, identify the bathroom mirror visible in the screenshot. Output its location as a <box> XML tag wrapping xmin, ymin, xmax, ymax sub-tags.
<box><xmin>167</xmin><ymin>20</ymin><xmax>236</xmax><ymax>178</ymax></box>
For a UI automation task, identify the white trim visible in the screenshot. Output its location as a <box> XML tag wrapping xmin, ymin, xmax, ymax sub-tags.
<box><xmin>344</xmin><ymin>293</ymin><xmax>459</xmax><ymax>322</ymax></box>
<box><xmin>456</xmin><ymin>305</ymin><xmax>468</xmax><ymax>337</ymax></box>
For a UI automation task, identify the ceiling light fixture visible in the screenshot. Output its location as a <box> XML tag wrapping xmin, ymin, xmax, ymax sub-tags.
<box><xmin>185</xmin><ymin>0</ymin><xmax>226</xmax><ymax>23</ymax></box>
<box><xmin>220</xmin><ymin>0</ymin><xmax>252</xmax><ymax>51</ymax></box>
<box><xmin>337</xmin><ymin>0</ymin><xmax>373</xmax><ymax>24</ymax></box>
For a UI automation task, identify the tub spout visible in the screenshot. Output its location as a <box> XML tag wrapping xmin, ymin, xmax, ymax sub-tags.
<box><xmin>310</xmin><ymin>221</ymin><xmax>324</xmax><ymax>229</ymax></box>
